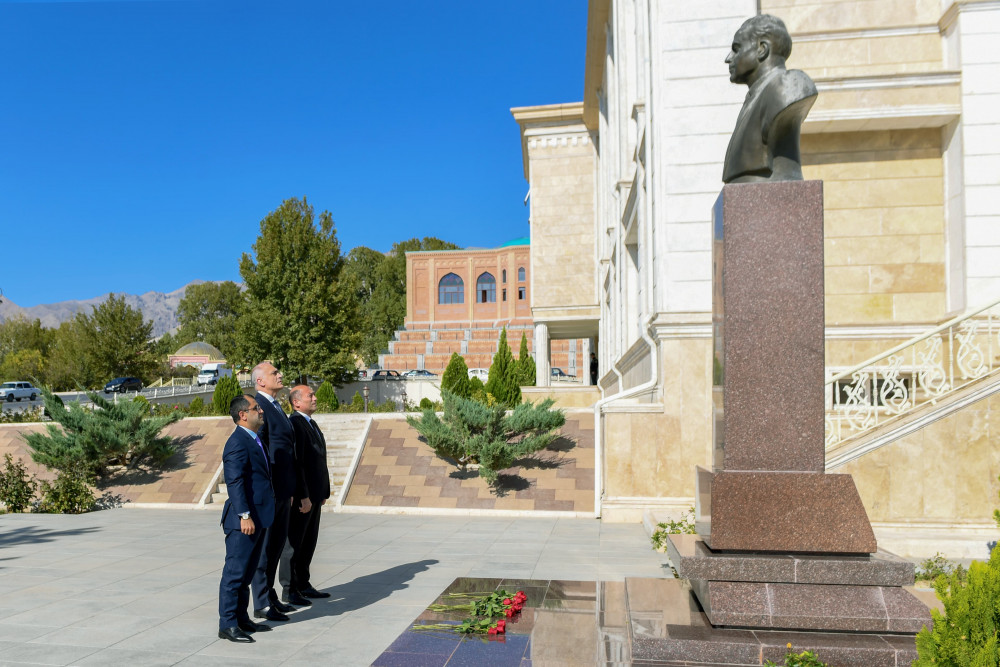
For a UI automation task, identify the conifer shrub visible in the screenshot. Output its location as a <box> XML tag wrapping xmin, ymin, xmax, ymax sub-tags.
<box><xmin>469</xmin><ymin>377</ymin><xmax>486</xmax><ymax>403</ymax></box>
<box><xmin>407</xmin><ymin>391</ymin><xmax>565</xmax><ymax>485</ymax></box>
<box><xmin>36</xmin><ymin>465</ymin><xmax>95</xmax><ymax>514</ymax></box>
<box><xmin>24</xmin><ymin>387</ymin><xmax>183</xmax><ymax>477</ymax></box>
<box><xmin>914</xmin><ymin>544</ymin><xmax>1000</xmax><ymax>665</ymax></box>
<box><xmin>515</xmin><ymin>333</ymin><xmax>536</xmax><ymax>387</ymax></box>
<box><xmin>132</xmin><ymin>394</ymin><xmax>151</xmax><ymax>415</ymax></box>
<box><xmin>441</xmin><ymin>353</ymin><xmax>471</xmax><ymax>398</ymax></box>
<box><xmin>419</xmin><ymin>397</ymin><xmax>435</xmax><ymax>410</ymax></box>
<box><xmin>485</xmin><ymin>328</ymin><xmax>520</xmax><ymax>406</ymax></box>
<box><xmin>315</xmin><ymin>381</ymin><xmax>339</xmax><ymax>411</ymax></box>
<box><xmin>212</xmin><ymin>375</ymin><xmax>243</xmax><ymax>415</ymax></box>
<box><xmin>187</xmin><ymin>397</ymin><xmax>205</xmax><ymax>416</ymax></box>
<box><xmin>0</xmin><ymin>453</ymin><xmax>37</xmax><ymax>513</ymax></box>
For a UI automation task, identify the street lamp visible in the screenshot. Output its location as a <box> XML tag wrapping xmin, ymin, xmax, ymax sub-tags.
<box><xmin>362</xmin><ymin>384</ymin><xmax>369</xmax><ymax>413</ymax></box>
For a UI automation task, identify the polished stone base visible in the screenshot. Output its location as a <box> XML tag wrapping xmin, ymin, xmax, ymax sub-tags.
<box><xmin>628</xmin><ymin>578</ymin><xmax>922</xmax><ymax>666</ymax></box>
<box><xmin>696</xmin><ymin>467</ymin><xmax>877</xmax><ymax>554</ymax></box>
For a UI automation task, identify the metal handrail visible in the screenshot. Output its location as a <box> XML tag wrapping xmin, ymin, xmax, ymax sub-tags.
<box><xmin>825</xmin><ymin>295</ymin><xmax>1000</xmax><ymax>449</ymax></box>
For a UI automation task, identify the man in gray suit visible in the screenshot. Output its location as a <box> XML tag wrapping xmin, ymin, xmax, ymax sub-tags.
<box><xmin>723</xmin><ymin>14</ymin><xmax>817</xmax><ymax>184</ymax></box>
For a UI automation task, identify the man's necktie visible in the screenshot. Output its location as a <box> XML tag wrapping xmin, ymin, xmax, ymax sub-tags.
<box><xmin>254</xmin><ymin>434</ymin><xmax>270</xmax><ymax>472</ymax></box>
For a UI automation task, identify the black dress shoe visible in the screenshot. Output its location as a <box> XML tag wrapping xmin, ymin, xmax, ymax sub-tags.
<box><xmin>218</xmin><ymin>626</ymin><xmax>254</xmax><ymax>643</ymax></box>
<box><xmin>282</xmin><ymin>591</ymin><xmax>312</xmax><ymax>606</ymax></box>
<box><xmin>300</xmin><ymin>586</ymin><xmax>330</xmax><ymax>598</ymax></box>
<box><xmin>270</xmin><ymin>599</ymin><xmax>296</xmax><ymax>613</ymax></box>
<box><xmin>253</xmin><ymin>607</ymin><xmax>289</xmax><ymax>621</ymax></box>
<box><xmin>238</xmin><ymin>620</ymin><xmax>272</xmax><ymax>633</ymax></box>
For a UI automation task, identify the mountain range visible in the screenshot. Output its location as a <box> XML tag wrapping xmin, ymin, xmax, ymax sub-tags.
<box><xmin>0</xmin><ymin>282</ymin><xmax>203</xmax><ymax>337</ymax></box>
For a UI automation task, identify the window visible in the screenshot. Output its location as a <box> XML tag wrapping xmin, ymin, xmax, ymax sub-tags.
<box><xmin>438</xmin><ymin>273</ymin><xmax>464</xmax><ymax>304</ymax></box>
<box><xmin>518</xmin><ymin>286</ymin><xmax>526</xmax><ymax>300</ymax></box>
<box><xmin>502</xmin><ymin>269</ymin><xmax>507</xmax><ymax>283</ymax></box>
<box><xmin>502</xmin><ymin>288</ymin><xmax>507</xmax><ymax>301</ymax></box>
<box><xmin>517</xmin><ymin>267</ymin><xmax>526</xmax><ymax>281</ymax></box>
<box><xmin>476</xmin><ymin>272</ymin><xmax>496</xmax><ymax>303</ymax></box>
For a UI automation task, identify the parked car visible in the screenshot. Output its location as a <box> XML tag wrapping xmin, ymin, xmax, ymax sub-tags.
<box><xmin>371</xmin><ymin>370</ymin><xmax>402</xmax><ymax>381</ymax></box>
<box><xmin>0</xmin><ymin>381</ymin><xmax>39</xmax><ymax>402</ymax></box>
<box><xmin>104</xmin><ymin>377</ymin><xmax>143</xmax><ymax>393</ymax></box>
<box><xmin>402</xmin><ymin>369</ymin><xmax>437</xmax><ymax>378</ymax></box>
<box><xmin>196</xmin><ymin>363</ymin><xmax>232</xmax><ymax>386</ymax></box>
<box><xmin>551</xmin><ymin>367</ymin><xmax>577</xmax><ymax>380</ymax></box>
<box><xmin>467</xmin><ymin>368</ymin><xmax>489</xmax><ymax>381</ymax></box>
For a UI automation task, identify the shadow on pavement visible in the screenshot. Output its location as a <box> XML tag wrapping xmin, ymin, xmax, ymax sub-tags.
<box><xmin>292</xmin><ymin>559</ymin><xmax>439</xmax><ymax>619</ymax></box>
<box><xmin>0</xmin><ymin>524</ymin><xmax>101</xmax><ymax>552</ymax></box>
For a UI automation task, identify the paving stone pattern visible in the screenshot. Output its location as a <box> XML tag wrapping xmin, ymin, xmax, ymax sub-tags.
<box><xmin>344</xmin><ymin>413</ymin><xmax>595</xmax><ymax>512</ymax></box>
<box><xmin>0</xmin><ymin>418</ymin><xmax>232</xmax><ymax>504</ymax></box>
<box><xmin>0</xmin><ymin>509</ymin><xmax>665</xmax><ymax>666</ymax></box>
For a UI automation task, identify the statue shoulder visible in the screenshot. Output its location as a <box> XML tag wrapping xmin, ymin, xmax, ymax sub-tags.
<box><xmin>777</xmin><ymin>69</ymin><xmax>818</xmax><ymax>104</ymax></box>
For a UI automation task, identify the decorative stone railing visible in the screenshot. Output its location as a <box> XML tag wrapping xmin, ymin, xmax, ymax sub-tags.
<box><xmin>825</xmin><ymin>297</ymin><xmax>1000</xmax><ymax>449</ymax></box>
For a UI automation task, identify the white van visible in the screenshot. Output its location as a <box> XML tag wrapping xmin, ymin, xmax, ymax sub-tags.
<box><xmin>197</xmin><ymin>363</ymin><xmax>232</xmax><ymax>386</ymax></box>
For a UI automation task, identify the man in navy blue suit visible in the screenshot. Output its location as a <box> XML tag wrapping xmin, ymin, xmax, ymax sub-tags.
<box><xmin>250</xmin><ymin>362</ymin><xmax>309</xmax><ymax>620</ymax></box>
<box><xmin>217</xmin><ymin>394</ymin><xmax>276</xmax><ymax>643</ymax></box>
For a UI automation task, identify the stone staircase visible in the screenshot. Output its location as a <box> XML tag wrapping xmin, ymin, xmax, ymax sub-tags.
<box><xmin>379</xmin><ymin>321</ymin><xmax>584</xmax><ymax>376</ymax></box>
<box><xmin>204</xmin><ymin>413</ymin><xmax>371</xmax><ymax>505</ymax></box>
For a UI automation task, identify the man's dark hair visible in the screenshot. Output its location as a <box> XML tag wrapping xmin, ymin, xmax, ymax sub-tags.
<box><xmin>743</xmin><ymin>14</ymin><xmax>792</xmax><ymax>60</ymax></box>
<box><xmin>229</xmin><ymin>394</ymin><xmax>253</xmax><ymax>423</ymax></box>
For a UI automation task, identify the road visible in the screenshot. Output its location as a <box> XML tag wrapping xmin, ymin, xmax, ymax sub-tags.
<box><xmin>0</xmin><ymin>386</ymin><xmax>218</xmax><ymax>414</ymax></box>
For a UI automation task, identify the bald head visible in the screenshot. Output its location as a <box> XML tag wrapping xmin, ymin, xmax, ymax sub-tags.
<box><xmin>289</xmin><ymin>384</ymin><xmax>316</xmax><ymax>416</ymax></box>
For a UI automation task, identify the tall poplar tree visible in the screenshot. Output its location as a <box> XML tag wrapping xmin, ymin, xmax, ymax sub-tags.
<box><xmin>234</xmin><ymin>197</ymin><xmax>359</xmax><ymax>382</ymax></box>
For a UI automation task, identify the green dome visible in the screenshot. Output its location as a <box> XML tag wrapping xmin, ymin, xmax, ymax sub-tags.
<box><xmin>174</xmin><ymin>341</ymin><xmax>225</xmax><ymax>361</ymax></box>
<box><xmin>498</xmin><ymin>237</ymin><xmax>529</xmax><ymax>247</ymax></box>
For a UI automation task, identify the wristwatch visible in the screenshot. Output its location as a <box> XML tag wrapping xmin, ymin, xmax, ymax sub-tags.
<box><xmin>239</xmin><ymin>512</ymin><xmax>250</xmax><ymax>520</ymax></box>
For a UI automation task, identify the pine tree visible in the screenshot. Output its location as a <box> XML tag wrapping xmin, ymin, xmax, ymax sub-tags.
<box><xmin>315</xmin><ymin>381</ymin><xmax>339</xmax><ymax>411</ymax></box>
<box><xmin>515</xmin><ymin>332</ymin><xmax>536</xmax><ymax>387</ymax></box>
<box><xmin>485</xmin><ymin>328</ymin><xmax>520</xmax><ymax>406</ymax></box>
<box><xmin>441</xmin><ymin>352</ymin><xmax>471</xmax><ymax>398</ymax></box>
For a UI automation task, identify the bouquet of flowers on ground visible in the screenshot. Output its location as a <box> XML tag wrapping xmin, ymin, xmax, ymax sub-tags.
<box><xmin>418</xmin><ymin>588</ymin><xmax>528</xmax><ymax>635</ymax></box>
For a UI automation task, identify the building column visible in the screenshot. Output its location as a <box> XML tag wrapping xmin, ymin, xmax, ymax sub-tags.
<box><xmin>534</xmin><ymin>323</ymin><xmax>551</xmax><ymax>387</ymax></box>
<box><xmin>583</xmin><ymin>337</ymin><xmax>595</xmax><ymax>385</ymax></box>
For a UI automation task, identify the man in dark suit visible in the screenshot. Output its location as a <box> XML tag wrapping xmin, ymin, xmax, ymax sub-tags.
<box><xmin>250</xmin><ymin>362</ymin><xmax>308</xmax><ymax>620</ymax></box>
<box><xmin>217</xmin><ymin>394</ymin><xmax>276</xmax><ymax>643</ymax></box>
<box><xmin>279</xmin><ymin>384</ymin><xmax>332</xmax><ymax>600</ymax></box>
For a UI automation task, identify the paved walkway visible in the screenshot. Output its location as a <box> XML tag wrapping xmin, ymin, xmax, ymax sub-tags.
<box><xmin>0</xmin><ymin>509</ymin><xmax>666</xmax><ymax>666</ymax></box>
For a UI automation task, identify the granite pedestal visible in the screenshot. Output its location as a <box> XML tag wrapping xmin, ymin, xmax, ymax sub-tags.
<box><xmin>650</xmin><ymin>182</ymin><xmax>932</xmax><ymax>666</ymax></box>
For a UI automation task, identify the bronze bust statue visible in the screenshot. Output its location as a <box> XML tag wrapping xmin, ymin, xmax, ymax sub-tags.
<box><xmin>722</xmin><ymin>15</ymin><xmax>817</xmax><ymax>184</ymax></box>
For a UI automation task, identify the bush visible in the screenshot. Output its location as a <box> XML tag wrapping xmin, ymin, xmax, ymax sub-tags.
<box><xmin>515</xmin><ymin>333</ymin><xmax>536</xmax><ymax>386</ymax></box>
<box><xmin>915</xmin><ymin>544</ymin><xmax>1000</xmax><ymax>665</ymax></box>
<box><xmin>0</xmin><ymin>407</ymin><xmax>44</xmax><ymax>424</ymax></box>
<box><xmin>407</xmin><ymin>391</ymin><xmax>565</xmax><ymax>485</ymax></box>
<box><xmin>650</xmin><ymin>507</ymin><xmax>697</xmax><ymax>550</ymax></box>
<box><xmin>132</xmin><ymin>394</ymin><xmax>151</xmax><ymax>415</ymax></box>
<box><xmin>419</xmin><ymin>397</ymin><xmax>435</xmax><ymax>410</ymax></box>
<box><xmin>212</xmin><ymin>375</ymin><xmax>243</xmax><ymax>415</ymax></box>
<box><xmin>485</xmin><ymin>328</ymin><xmax>520</xmax><ymax>406</ymax></box>
<box><xmin>764</xmin><ymin>650</ymin><xmax>829</xmax><ymax>667</ymax></box>
<box><xmin>336</xmin><ymin>391</ymin><xmax>365</xmax><ymax>413</ymax></box>
<box><xmin>36</xmin><ymin>466</ymin><xmax>95</xmax><ymax>514</ymax></box>
<box><xmin>0</xmin><ymin>453</ymin><xmax>38</xmax><ymax>512</ymax></box>
<box><xmin>916</xmin><ymin>553</ymin><xmax>967</xmax><ymax>585</ymax></box>
<box><xmin>315</xmin><ymin>381</ymin><xmax>339</xmax><ymax>412</ymax></box>
<box><xmin>23</xmin><ymin>387</ymin><xmax>183</xmax><ymax>477</ymax></box>
<box><xmin>187</xmin><ymin>396</ymin><xmax>205</xmax><ymax>416</ymax></box>
<box><xmin>441</xmin><ymin>353</ymin><xmax>471</xmax><ymax>398</ymax></box>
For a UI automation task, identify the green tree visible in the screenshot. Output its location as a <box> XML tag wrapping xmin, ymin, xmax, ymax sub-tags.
<box><xmin>0</xmin><ymin>316</ymin><xmax>50</xmax><ymax>367</ymax></box>
<box><xmin>344</xmin><ymin>237</ymin><xmax>459</xmax><ymax>366</ymax></box>
<box><xmin>77</xmin><ymin>294</ymin><xmax>159</xmax><ymax>384</ymax></box>
<box><xmin>485</xmin><ymin>328</ymin><xmax>520</xmax><ymax>406</ymax></box>
<box><xmin>315</xmin><ymin>380</ymin><xmax>339</xmax><ymax>411</ymax></box>
<box><xmin>441</xmin><ymin>352</ymin><xmax>471</xmax><ymax>398</ymax></box>
<box><xmin>45</xmin><ymin>320</ymin><xmax>96</xmax><ymax>390</ymax></box>
<box><xmin>234</xmin><ymin>197</ymin><xmax>359</xmax><ymax>383</ymax></box>
<box><xmin>212</xmin><ymin>375</ymin><xmax>243</xmax><ymax>415</ymax></box>
<box><xmin>24</xmin><ymin>387</ymin><xmax>183</xmax><ymax>477</ymax></box>
<box><xmin>175</xmin><ymin>281</ymin><xmax>245</xmax><ymax>360</ymax></box>
<box><xmin>0</xmin><ymin>453</ymin><xmax>38</xmax><ymax>512</ymax></box>
<box><xmin>0</xmin><ymin>348</ymin><xmax>45</xmax><ymax>382</ymax></box>
<box><xmin>515</xmin><ymin>333</ymin><xmax>536</xmax><ymax>387</ymax></box>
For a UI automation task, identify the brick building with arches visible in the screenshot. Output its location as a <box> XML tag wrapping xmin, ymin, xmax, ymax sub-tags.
<box><xmin>378</xmin><ymin>239</ymin><xmax>587</xmax><ymax>378</ymax></box>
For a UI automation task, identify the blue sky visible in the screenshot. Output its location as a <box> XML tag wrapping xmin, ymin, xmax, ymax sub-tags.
<box><xmin>1</xmin><ymin>0</ymin><xmax>586</xmax><ymax>307</ymax></box>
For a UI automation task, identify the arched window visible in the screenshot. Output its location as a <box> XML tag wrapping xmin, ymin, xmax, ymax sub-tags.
<box><xmin>517</xmin><ymin>267</ymin><xmax>526</xmax><ymax>281</ymax></box>
<box><xmin>502</xmin><ymin>269</ymin><xmax>507</xmax><ymax>283</ymax></box>
<box><xmin>438</xmin><ymin>273</ymin><xmax>464</xmax><ymax>304</ymax></box>
<box><xmin>476</xmin><ymin>272</ymin><xmax>496</xmax><ymax>303</ymax></box>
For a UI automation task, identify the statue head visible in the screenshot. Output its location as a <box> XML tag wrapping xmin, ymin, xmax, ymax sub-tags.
<box><xmin>726</xmin><ymin>14</ymin><xmax>792</xmax><ymax>86</ymax></box>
